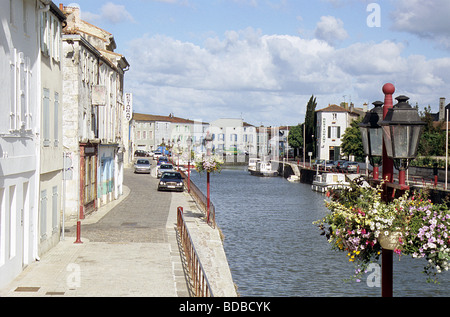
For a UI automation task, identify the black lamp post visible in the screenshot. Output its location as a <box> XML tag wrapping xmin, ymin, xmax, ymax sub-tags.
<box><xmin>360</xmin><ymin>87</ymin><xmax>426</xmax><ymax>297</ymax></box>
<box><xmin>359</xmin><ymin>101</ymin><xmax>384</xmax><ymax>180</ymax></box>
<box><xmin>380</xmin><ymin>95</ymin><xmax>425</xmax><ymax>187</ymax></box>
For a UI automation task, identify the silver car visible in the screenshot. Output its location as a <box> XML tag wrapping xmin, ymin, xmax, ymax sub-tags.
<box><xmin>342</xmin><ymin>161</ymin><xmax>359</xmax><ymax>172</ymax></box>
<box><xmin>134</xmin><ymin>159</ymin><xmax>151</xmax><ymax>174</ymax></box>
<box><xmin>157</xmin><ymin>163</ymin><xmax>174</xmax><ymax>178</ymax></box>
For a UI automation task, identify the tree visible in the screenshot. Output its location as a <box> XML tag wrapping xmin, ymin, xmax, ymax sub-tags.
<box><xmin>418</xmin><ymin>105</ymin><xmax>446</xmax><ymax>157</ymax></box>
<box><xmin>288</xmin><ymin>124</ymin><xmax>304</xmax><ymax>158</ymax></box>
<box><xmin>304</xmin><ymin>95</ymin><xmax>317</xmax><ymax>157</ymax></box>
<box><xmin>341</xmin><ymin>118</ymin><xmax>364</xmax><ymax>161</ymax></box>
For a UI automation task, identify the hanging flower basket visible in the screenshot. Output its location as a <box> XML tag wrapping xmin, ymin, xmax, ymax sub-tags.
<box><xmin>379</xmin><ymin>231</ymin><xmax>402</xmax><ymax>251</ymax></box>
<box><xmin>314</xmin><ymin>177</ymin><xmax>450</xmax><ymax>283</ymax></box>
<box><xmin>195</xmin><ymin>156</ymin><xmax>223</xmax><ymax>174</ymax></box>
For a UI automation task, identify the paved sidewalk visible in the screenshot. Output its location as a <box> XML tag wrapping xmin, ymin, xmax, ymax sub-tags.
<box><xmin>0</xmin><ymin>168</ymin><xmax>236</xmax><ymax>297</ymax></box>
<box><xmin>0</xmin><ymin>186</ymin><xmax>187</xmax><ymax>297</ymax></box>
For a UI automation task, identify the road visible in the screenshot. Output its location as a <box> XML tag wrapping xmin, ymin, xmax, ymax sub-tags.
<box><xmin>67</xmin><ymin>167</ymin><xmax>173</xmax><ymax>243</ymax></box>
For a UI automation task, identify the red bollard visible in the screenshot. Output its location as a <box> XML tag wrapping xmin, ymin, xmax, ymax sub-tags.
<box><xmin>74</xmin><ymin>221</ymin><xmax>83</xmax><ymax>244</ymax></box>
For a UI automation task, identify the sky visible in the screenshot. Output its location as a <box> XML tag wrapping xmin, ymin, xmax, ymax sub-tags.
<box><xmin>64</xmin><ymin>0</ymin><xmax>450</xmax><ymax>126</ymax></box>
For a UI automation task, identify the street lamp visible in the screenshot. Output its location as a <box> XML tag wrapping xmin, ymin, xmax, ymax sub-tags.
<box><xmin>380</xmin><ymin>95</ymin><xmax>425</xmax><ymax>187</ymax></box>
<box><xmin>204</xmin><ymin>132</ymin><xmax>214</xmax><ymax>223</ymax></box>
<box><xmin>187</xmin><ymin>136</ymin><xmax>192</xmax><ymax>193</ymax></box>
<box><xmin>359</xmin><ymin>101</ymin><xmax>384</xmax><ymax>180</ymax></box>
<box><xmin>360</xmin><ymin>86</ymin><xmax>425</xmax><ymax>298</ymax></box>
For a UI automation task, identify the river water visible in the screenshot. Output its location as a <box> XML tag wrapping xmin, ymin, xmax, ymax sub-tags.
<box><xmin>189</xmin><ymin>167</ymin><xmax>450</xmax><ymax>297</ymax></box>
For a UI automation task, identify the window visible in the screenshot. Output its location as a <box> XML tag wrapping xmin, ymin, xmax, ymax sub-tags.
<box><xmin>40</xmin><ymin>10</ymin><xmax>61</xmax><ymax>61</ymax></box>
<box><xmin>328</xmin><ymin>126</ymin><xmax>341</xmax><ymax>139</ymax></box>
<box><xmin>43</xmin><ymin>88</ymin><xmax>50</xmax><ymax>146</ymax></box>
<box><xmin>40</xmin><ymin>11</ymin><xmax>50</xmax><ymax>56</ymax></box>
<box><xmin>54</xmin><ymin>92</ymin><xmax>59</xmax><ymax>146</ymax></box>
<box><xmin>52</xmin><ymin>16</ymin><xmax>61</xmax><ymax>61</ymax></box>
<box><xmin>40</xmin><ymin>190</ymin><xmax>47</xmax><ymax>240</ymax></box>
<box><xmin>10</xmin><ymin>49</ymin><xmax>32</xmax><ymax>132</ymax></box>
<box><xmin>52</xmin><ymin>186</ymin><xmax>58</xmax><ymax>232</ymax></box>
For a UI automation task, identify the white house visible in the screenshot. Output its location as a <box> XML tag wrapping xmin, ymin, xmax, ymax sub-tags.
<box><xmin>38</xmin><ymin>1</ymin><xmax>66</xmax><ymax>257</ymax></box>
<box><xmin>0</xmin><ymin>0</ymin><xmax>45</xmax><ymax>288</ymax></box>
<box><xmin>315</xmin><ymin>104</ymin><xmax>361</xmax><ymax>161</ymax></box>
<box><xmin>208</xmin><ymin>118</ymin><xmax>257</xmax><ymax>162</ymax></box>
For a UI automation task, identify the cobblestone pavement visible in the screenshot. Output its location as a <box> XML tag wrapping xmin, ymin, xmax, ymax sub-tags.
<box><xmin>0</xmin><ymin>166</ymin><xmax>190</xmax><ymax>297</ymax></box>
<box><xmin>66</xmin><ymin>168</ymin><xmax>172</xmax><ymax>243</ymax></box>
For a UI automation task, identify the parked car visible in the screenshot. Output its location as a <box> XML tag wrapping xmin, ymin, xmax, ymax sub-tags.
<box><xmin>312</xmin><ymin>159</ymin><xmax>325</xmax><ymax>169</ymax></box>
<box><xmin>341</xmin><ymin>161</ymin><xmax>359</xmax><ymax>172</ymax></box>
<box><xmin>157</xmin><ymin>163</ymin><xmax>174</xmax><ymax>178</ymax></box>
<box><xmin>153</xmin><ymin>151</ymin><xmax>162</xmax><ymax>160</ymax></box>
<box><xmin>134</xmin><ymin>150</ymin><xmax>148</xmax><ymax>157</ymax></box>
<box><xmin>157</xmin><ymin>172</ymin><xmax>184</xmax><ymax>192</ymax></box>
<box><xmin>134</xmin><ymin>159</ymin><xmax>151</xmax><ymax>174</ymax></box>
<box><xmin>334</xmin><ymin>160</ymin><xmax>347</xmax><ymax>170</ymax></box>
<box><xmin>157</xmin><ymin>156</ymin><xmax>169</xmax><ymax>166</ymax></box>
<box><xmin>325</xmin><ymin>160</ymin><xmax>334</xmax><ymax>170</ymax></box>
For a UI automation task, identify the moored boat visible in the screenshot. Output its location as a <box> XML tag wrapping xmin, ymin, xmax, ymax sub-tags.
<box><xmin>311</xmin><ymin>173</ymin><xmax>349</xmax><ymax>193</ymax></box>
<box><xmin>249</xmin><ymin>161</ymin><xmax>278</xmax><ymax>177</ymax></box>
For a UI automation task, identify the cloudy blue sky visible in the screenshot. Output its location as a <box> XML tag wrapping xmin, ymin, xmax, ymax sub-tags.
<box><xmin>65</xmin><ymin>0</ymin><xmax>450</xmax><ymax>126</ymax></box>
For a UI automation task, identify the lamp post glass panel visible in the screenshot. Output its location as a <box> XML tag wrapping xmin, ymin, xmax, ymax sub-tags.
<box><xmin>359</xmin><ymin>101</ymin><xmax>384</xmax><ymax>179</ymax></box>
<box><xmin>380</xmin><ymin>95</ymin><xmax>425</xmax><ymax>180</ymax></box>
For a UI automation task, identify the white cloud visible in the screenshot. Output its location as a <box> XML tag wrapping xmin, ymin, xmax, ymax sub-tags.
<box><xmin>314</xmin><ymin>16</ymin><xmax>349</xmax><ymax>47</ymax></box>
<box><xmin>125</xmin><ymin>28</ymin><xmax>450</xmax><ymax>125</ymax></box>
<box><xmin>80</xmin><ymin>2</ymin><xmax>135</xmax><ymax>25</ymax></box>
<box><xmin>391</xmin><ymin>0</ymin><xmax>450</xmax><ymax>50</ymax></box>
<box><xmin>100</xmin><ymin>2</ymin><xmax>135</xmax><ymax>24</ymax></box>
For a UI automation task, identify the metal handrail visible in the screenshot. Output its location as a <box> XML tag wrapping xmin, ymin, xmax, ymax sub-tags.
<box><xmin>177</xmin><ymin>206</ymin><xmax>214</xmax><ymax>297</ymax></box>
<box><xmin>180</xmin><ymin>170</ymin><xmax>216</xmax><ymax>228</ymax></box>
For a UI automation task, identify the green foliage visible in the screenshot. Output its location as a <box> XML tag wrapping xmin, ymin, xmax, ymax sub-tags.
<box><xmin>341</xmin><ymin>118</ymin><xmax>364</xmax><ymax>161</ymax></box>
<box><xmin>288</xmin><ymin>124</ymin><xmax>303</xmax><ymax>151</ymax></box>
<box><xmin>305</xmin><ymin>95</ymin><xmax>317</xmax><ymax>157</ymax></box>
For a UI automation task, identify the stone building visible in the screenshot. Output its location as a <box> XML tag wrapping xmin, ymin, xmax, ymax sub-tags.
<box><xmin>61</xmin><ymin>4</ymin><xmax>129</xmax><ymax>220</ymax></box>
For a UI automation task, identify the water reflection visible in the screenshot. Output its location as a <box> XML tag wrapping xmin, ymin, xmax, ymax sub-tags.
<box><xmin>189</xmin><ymin>167</ymin><xmax>449</xmax><ymax>297</ymax></box>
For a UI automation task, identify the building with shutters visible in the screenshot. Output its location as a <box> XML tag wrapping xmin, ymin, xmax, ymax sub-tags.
<box><xmin>61</xmin><ymin>4</ymin><xmax>129</xmax><ymax>220</ymax></box>
<box><xmin>315</xmin><ymin>104</ymin><xmax>361</xmax><ymax>161</ymax></box>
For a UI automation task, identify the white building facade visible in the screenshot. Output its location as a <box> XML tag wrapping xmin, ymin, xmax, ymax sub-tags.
<box><xmin>315</xmin><ymin>104</ymin><xmax>355</xmax><ymax>161</ymax></box>
<box><xmin>38</xmin><ymin>2</ymin><xmax>65</xmax><ymax>256</ymax></box>
<box><xmin>0</xmin><ymin>0</ymin><xmax>49</xmax><ymax>288</ymax></box>
<box><xmin>208</xmin><ymin>119</ymin><xmax>257</xmax><ymax>161</ymax></box>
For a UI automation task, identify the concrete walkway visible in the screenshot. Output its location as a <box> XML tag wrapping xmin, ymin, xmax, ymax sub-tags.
<box><xmin>0</xmin><ymin>168</ymin><xmax>236</xmax><ymax>297</ymax></box>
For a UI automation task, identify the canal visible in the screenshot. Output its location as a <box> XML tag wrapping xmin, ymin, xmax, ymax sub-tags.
<box><xmin>189</xmin><ymin>166</ymin><xmax>450</xmax><ymax>297</ymax></box>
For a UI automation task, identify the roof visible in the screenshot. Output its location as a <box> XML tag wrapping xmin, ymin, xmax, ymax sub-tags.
<box><xmin>316</xmin><ymin>104</ymin><xmax>349</xmax><ymax>113</ymax></box>
<box><xmin>132</xmin><ymin>113</ymin><xmax>208</xmax><ymax>124</ymax></box>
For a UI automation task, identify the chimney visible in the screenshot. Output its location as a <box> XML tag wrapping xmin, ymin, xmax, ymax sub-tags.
<box><xmin>439</xmin><ymin>97</ymin><xmax>446</xmax><ymax>121</ymax></box>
